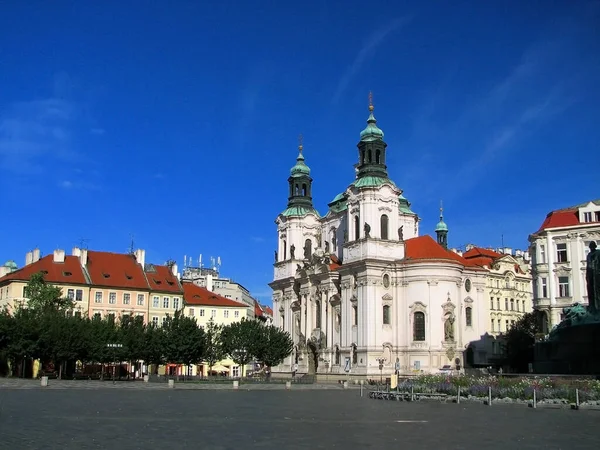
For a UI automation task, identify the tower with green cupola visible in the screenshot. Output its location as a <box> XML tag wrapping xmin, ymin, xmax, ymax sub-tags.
<box><xmin>285</xmin><ymin>136</ymin><xmax>315</xmax><ymax>213</ymax></box>
<box><xmin>436</xmin><ymin>202</ymin><xmax>449</xmax><ymax>249</ymax></box>
<box><xmin>355</xmin><ymin>92</ymin><xmax>388</xmax><ymax>180</ymax></box>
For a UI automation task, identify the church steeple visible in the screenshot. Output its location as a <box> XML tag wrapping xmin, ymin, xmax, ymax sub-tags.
<box><xmin>435</xmin><ymin>201</ymin><xmax>449</xmax><ymax>249</ymax></box>
<box><xmin>284</xmin><ymin>135</ymin><xmax>316</xmax><ymax>214</ymax></box>
<box><xmin>356</xmin><ymin>92</ymin><xmax>388</xmax><ymax>179</ymax></box>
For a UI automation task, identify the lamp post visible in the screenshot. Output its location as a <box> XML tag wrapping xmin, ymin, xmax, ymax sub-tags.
<box><xmin>106</xmin><ymin>343</ymin><xmax>123</xmax><ymax>384</ymax></box>
<box><xmin>376</xmin><ymin>357</ymin><xmax>386</xmax><ymax>386</ymax></box>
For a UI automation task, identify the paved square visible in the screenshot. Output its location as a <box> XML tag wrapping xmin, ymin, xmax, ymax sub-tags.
<box><xmin>0</xmin><ymin>388</ymin><xmax>598</xmax><ymax>449</ymax></box>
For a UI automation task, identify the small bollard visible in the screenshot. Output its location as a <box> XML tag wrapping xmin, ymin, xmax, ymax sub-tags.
<box><xmin>41</xmin><ymin>376</ymin><xmax>48</xmax><ymax>387</ymax></box>
<box><xmin>533</xmin><ymin>388</ymin><xmax>537</xmax><ymax>408</ymax></box>
<box><xmin>488</xmin><ymin>386</ymin><xmax>492</xmax><ymax>406</ymax></box>
<box><xmin>233</xmin><ymin>380</ymin><xmax>239</xmax><ymax>390</ymax></box>
<box><xmin>343</xmin><ymin>381</ymin><xmax>348</xmax><ymax>389</ymax></box>
<box><xmin>576</xmin><ymin>388</ymin><xmax>580</xmax><ymax>408</ymax></box>
<box><xmin>457</xmin><ymin>386</ymin><xmax>461</xmax><ymax>404</ymax></box>
<box><xmin>360</xmin><ymin>382</ymin><xmax>363</xmax><ymax>397</ymax></box>
<box><xmin>143</xmin><ymin>375</ymin><xmax>149</xmax><ymax>383</ymax></box>
<box><xmin>285</xmin><ymin>381</ymin><xmax>291</xmax><ymax>390</ymax></box>
<box><xmin>168</xmin><ymin>379</ymin><xmax>175</xmax><ymax>389</ymax></box>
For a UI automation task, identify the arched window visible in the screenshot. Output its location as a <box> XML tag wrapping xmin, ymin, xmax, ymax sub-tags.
<box><xmin>360</xmin><ymin>150</ymin><xmax>365</xmax><ymax>165</ymax></box>
<box><xmin>383</xmin><ymin>305</ymin><xmax>390</xmax><ymax>325</ymax></box>
<box><xmin>315</xmin><ymin>300</ymin><xmax>321</xmax><ymax>328</ymax></box>
<box><xmin>304</xmin><ymin>239</ymin><xmax>312</xmax><ymax>260</ymax></box>
<box><xmin>302</xmin><ymin>183</ymin><xmax>307</xmax><ymax>196</ymax></box>
<box><xmin>352</xmin><ymin>304</ymin><xmax>358</xmax><ymax>326</ymax></box>
<box><xmin>465</xmin><ymin>307</ymin><xmax>472</xmax><ymax>327</ymax></box>
<box><xmin>283</xmin><ymin>240</ymin><xmax>287</xmax><ymax>260</ymax></box>
<box><xmin>413</xmin><ymin>312</ymin><xmax>425</xmax><ymax>341</ymax></box>
<box><xmin>376</xmin><ymin>149</ymin><xmax>381</xmax><ymax>164</ymax></box>
<box><xmin>380</xmin><ymin>214</ymin><xmax>389</xmax><ymax>239</ymax></box>
<box><xmin>354</xmin><ymin>216</ymin><xmax>360</xmax><ymax>240</ymax></box>
<box><xmin>295</xmin><ymin>184</ymin><xmax>299</xmax><ymax>195</ymax></box>
<box><xmin>368</xmin><ymin>150</ymin><xmax>372</xmax><ymax>162</ymax></box>
<box><xmin>510</xmin><ymin>299</ymin><xmax>514</xmax><ymax>311</ymax></box>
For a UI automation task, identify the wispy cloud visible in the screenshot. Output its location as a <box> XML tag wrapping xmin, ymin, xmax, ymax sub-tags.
<box><xmin>251</xmin><ymin>236</ymin><xmax>265</xmax><ymax>243</ymax></box>
<box><xmin>58</xmin><ymin>179</ymin><xmax>101</xmax><ymax>191</ymax></box>
<box><xmin>332</xmin><ymin>16</ymin><xmax>413</xmax><ymax>105</ymax></box>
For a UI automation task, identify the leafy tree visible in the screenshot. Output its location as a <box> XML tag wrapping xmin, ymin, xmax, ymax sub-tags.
<box><xmin>254</xmin><ymin>325</ymin><xmax>293</xmax><ymax>370</ymax></box>
<box><xmin>504</xmin><ymin>311</ymin><xmax>543</xmax><ymax>372</ymax></box>
<box><xmin>0</xmin><ymin>308</ymin><xmax>14</xmax><ymax>376</ymax></box>
<box><xmin>6</xmin><ymin>307</ymin><xmax>41</xmax><ymax>376</ymax></box>
<box><xmin>119</xmin><ymin>315</ymin><xmax>146</xmax><ymax>379</ymax></box>
<box><xmin>141</xmin><ymin>322</ymin><xmax>165</xmax><ymax>375</ymax></box>
<box><xmin>221</xmin><ymin>318</ymin><xmax>262</xmax><ymax>376</ymax></box>
<box><xmin>162</xmin><ymin>311</ymin><xmax>205</xmax><ymax>371</ymax></box>
<box><xmin>86</xmin><ymin>315</ymin><xmax>121</xmax><ymax>379</ymax></box>
<box><xmin>41</xmin><ymin>313</ymin><xmax>88</xmax><ymax>378</ymax></box>
<box><xmin>24</xmin><ymin>272</ymin><xmax>74</xmax><ymax>313</ymax></box>
<box><xmin>203</xmin><ymin>319</ymin><xmax>225</xmax><ymax>373</ymax></box>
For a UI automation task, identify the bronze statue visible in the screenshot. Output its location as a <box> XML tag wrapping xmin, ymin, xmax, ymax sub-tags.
<box><xmin>364</xmin><ymin>222</ymin><xmax>371</xmax><ymax>238</ymax></box>
<box><xmin>290</xmin><ymin>244</ymin><xmax>295</xmax><ymax>259</ymax></box>
<box><xmin>398</xmin><ymin>226</ymin><xmax>404</xmax><ymax>241</ymax></box>
<box><xmin>274</xmin><ymin>250</ymin><xmax>278</xmax><ymax>262</ymax></box>
<box><xmin>587</xmin><ymin>241</ymin><xmax>600</xmax><ymax>314</ymax></box>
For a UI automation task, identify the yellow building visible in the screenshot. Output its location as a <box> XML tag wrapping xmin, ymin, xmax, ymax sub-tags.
<box><xmin>182</xmin><ymin>281</ymin><xmax>249</xmax><ymax>377</ymax></box>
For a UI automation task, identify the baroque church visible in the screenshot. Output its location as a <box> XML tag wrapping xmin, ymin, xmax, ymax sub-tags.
<box><xmin>269</xmin><ymin>100</ymin><xmax>488</xmax><ymax>378</ymax></box>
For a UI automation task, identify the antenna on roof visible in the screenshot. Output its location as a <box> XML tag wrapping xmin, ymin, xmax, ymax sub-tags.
<box><xmin>128</xmin><ymin>234</ymin><xmax>135</xmax><ymax>254</ymax></box>
<box><xmin>199</xmin><ymin>254</ymin><xmax>202</xmax><ymax>267</ymax></box>
<box><xmin>78</xmin><ymin>238</ymin><xmax>90</xmax><ymax>250</ymax></box>
<box><xmin>501</xmin><ymin>234</ymin><xmax>504</xmax><ymax>249</ymax></box>
<box><xmin>184</xmin><ymin>255</ymin><xmax>187</xmax><ymax>268</ymax></box>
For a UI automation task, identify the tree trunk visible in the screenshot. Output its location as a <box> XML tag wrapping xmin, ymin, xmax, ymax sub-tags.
<box><xmin>58</xmin><ymin>361</ymin><xmax>63</xmax><ymax>380</ymax></box>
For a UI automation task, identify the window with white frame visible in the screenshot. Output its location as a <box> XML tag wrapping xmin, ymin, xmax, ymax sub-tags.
<box><xmin>541</xmin><ymin>277</ymin><xmax>547</xmax><ymax>297</ymax></box>
<box><xmin>558</xmin><ymin>276</ymin><xmax>570</xmax><ymax>297</ymax></box>
<box><xmin>556</xmin><ymin>243</ymin><xmax>568</xmax><ymax>263</ymax></box>
<box><xmin>584</xmin><ymin>212</ymin><xmax>592</xmax><ymax>222</ymax></box>
<box><xmin>109</xmin><ymin>292</ymin><xmax>116</xmax><ymax>304</ymax></box>
<box><xmin>232</xmin><ymin>366</ymin><xmax>240</xmax><ymax>378</ymax></box>
<box><xmin>152</xmin><ymin>316</ymin><xmax>159</xmax><ymax>326</ymax></box>
<box><xmin>224</xmin><ymin>310</ymin><xmax>229</xmax><ymax>318</ymax></box>
<box><xmin>93</xmin><ymin>312</ymin><xmax>101</xmax><ymax>320</ymax></box>
<box><xmin>137</xmin><ymin>294</ymin><xmax>144</xmax><ymax>306</ymax></box>
<box><xmin>76</xmin><ymin>289</ymin><xmax>83</xmax><ymax>301</ymax></box>
<box><xmin>465</xmin><ymin>307</ymin><xmax>472</xmax><ymax>327</ymax></box>
<box><xmin>123</xmin><ymin>293</ymin><xmax>131</xmax><ymax>305</ymax></box>
<box><xmin>67</xmin><ymin>289</ymin><xmax>75</xmax><ymax>300</ymax></box>
<box><xmin>234</xmin><ymin>310</ymin><xmax>239</xmax><ymax>318</ymax></box>
<box><xmin>496</xmin><ymin>298</ymin><xmax>500</xmax><ymax>310</ymax></box>
<box><xmin>491</xmin><ymin>319</ymin><xmax>495</xmax><ymax>332</ymax></box>
<box><xmin>95</xmin><ymin>292</ymin><xmax>103</xmax><ymax>303</ymax></box>
<box><xmin>162</xmin><ymin>316</ymin><xmax>168</xmax><ymax>326</ymax></box>
<box><xmin>200</xmin><ymin>309</ymin><xmax>205</xmax><ymax>316</ymax></box>
<box><xmin>173</xmin><ymin>298</ymin><xmax>180</xmax><ymax>310</ymax></box>
<box><xmin>189</xmin><ymin>308</ymin><xmax>195</xmax><ymax>316</ymax></box>
<box><xmin>211</xmin><ymin>309</ymin><xmax>216</xmax><ymax>318</ymax></box>
<box><xmin>163</xmin><ymin>297</ymin><xmax>169</xmax><ymax>308</ymax></box>
<box><xmin>153</xmin><ymin>296</ymin><xmax>159</xmax><ymax>308</ymax></box>
<box><xmin>490</xmin><ymin>299</ymin><xmax>494</xmax><ymax>310</ymax></box>
<box><xmin>540</xmin><ymin>244</ymin><xmax>546</xmax><ymax>263</ymax></box>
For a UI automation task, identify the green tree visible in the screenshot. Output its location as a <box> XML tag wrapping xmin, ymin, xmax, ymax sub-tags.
<box><xmin>6</xmin><ymin>307</ymin><xmax>41</xmax><ymax>377</ymax></box>
<box><xmin>254</xmin><ymin>325</ymin><xmax>293</xmax><ymax>370</ymax></box>
<box><xmin>0</xmin><ymin>308</ymin><xmax>14</xmax><ymax>376</ymax></box>
<box><xmin>162</xmin><ymin>311</ymin><xmax>205</xmax><ymax>373</ymax></box>
<box><xmin>41</xmin><ymin>312</ymin><xmax>88</xmax><ymax>378</ymax></box>
<box><xmin>86</xmin><ymin>315</ymin><xmax>121</xmax><ymax>378</ymax></box>
<box><xmin>119</xmin><ymin>315</ymin><xmax>146</xmax><ymax>379</ymax></box>
<box><xmin>24</xmin><ymin>272</ymin><xmax>74</xmax><ymax>313</ymax></box>
<box><xmin>203</xmin><ymin>319</ymin><xmax>224</xmax><ymax>374</ymax></box>
<box><xmin>141</xmin><ymin>322</ymin><xmax>165</xmax><ymax>375</ymax></box>
<box><xmin>504</xmin><ymin>311</ymin><xmax>543</xmax><ymax>372</ymax></box>
<box><xmin>221</xmin><ymin>318</ymin><xmax>262</xmax><ymax>377</ymax></box>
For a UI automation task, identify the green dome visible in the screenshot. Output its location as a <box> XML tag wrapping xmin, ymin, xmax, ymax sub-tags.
<box><xmin>4</xmin><ymin>260</ymin><xmax>17</xmax><ymax>270</ymax></box>
<box><xmin>359</xmin><ymin>109</ymin><xmax>384</xmax><ymax>142</ymax></box>
<box><xmin>290</xmin><ymin>149</ymin><xmax>310</xmax><ymax>177</ymax></box>
<box><xmin>398</xmin><ymin>194</ymin><xmax>415</xmax><ymax>214</ymax></box>
<box><xmin>435</xmin><ymin>219</ymin><xmax>448</xmax><ymax>232</ymax></box>
<box><xmin>281</xmin><ymin>205</ymin><xmax>320</xmax><ymax>218</ymax></box>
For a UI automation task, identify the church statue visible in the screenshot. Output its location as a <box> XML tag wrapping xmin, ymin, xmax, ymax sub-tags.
<box><xmin>274</xmin><ymin>250</ymin><xmax>278</xmax><ymax>262</ymax></box>
<box><xmin>444</xmin><ymin>315</ymin><xmax>455</xmax><ymax>341</ymax></box>
<box><xmin>398</xmin><ymin>226</ymin><xmax>404</xmax><ymax>241</ymax></box>
<box><xmin>364</xmin><ymin>222</ymin><xmax>371</xmax><ymax>238</ymax></box>
<box><xmin>325</xmin><ymin>241</ymin><xmax>330</xmax><ymax>253</ymax></box>
<box><xmin>290</xmin><ymin>244</ymin><xmax>295</xmax><ymax>259</ymax></box>
<box><xmin>343</xmin><ymin>229</ymin><xmax>348</xmax><ymax>243</ymax></box>
<box><xmin>586</xmin><ymin>241</ymin><xmax>600</xmax><ymax>314</ymax></box>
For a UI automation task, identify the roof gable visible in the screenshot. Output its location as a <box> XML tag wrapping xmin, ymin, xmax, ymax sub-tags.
<box><xmin>0</xmin><ymin>255</ymin><xmax>87</xmax><ymax>286</ymax></box>
<box><xmin>145</xmin><ymin>264</ymin><xmax>182</xmax><ymax>294</ymax></box>
<box><xmin>85</xmin><ymin>251</ymin><xmax>149</xmax><ymax>290</ymax></box>
<box><xmin>404</xmin><ymin>235</ymin><xmax>484</xmax><ymax>269</ymax></box>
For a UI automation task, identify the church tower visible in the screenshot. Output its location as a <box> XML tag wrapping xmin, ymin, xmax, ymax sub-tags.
<box><xmin>436</xmin><ymin>203</ymin><xmax>449</xmax><ymax>249</ymax></box>
<box><xmin>273</xmin><ymin>137</ymin><xmax>321</xmax><ymax>281</ymax></box>
<box><xmin>355</xmin><ymin>92</ymin><xmax>388</xmax><ymax>180</ymax></box>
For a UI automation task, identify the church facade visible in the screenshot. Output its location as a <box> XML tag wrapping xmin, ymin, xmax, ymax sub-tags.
<box><xmin>269</xmin><ymin>102</ymin><xmax>489</xmax><ymax>378</ymax></box>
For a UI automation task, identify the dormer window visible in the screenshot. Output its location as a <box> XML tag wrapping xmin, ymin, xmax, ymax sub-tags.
<box><xmin>584</xmin><ymin>212</ymin><xmax>592</xmax><ymax>223</ymax></box>
<box><xmin>102</xmin><ymin>273</ymin><xmax>110</xmax><ymax>278</ymax></box>
<box><xmin>63</xmin><ymin>271</ymin><xmax>72</xmax><ymax>276</ymax></box>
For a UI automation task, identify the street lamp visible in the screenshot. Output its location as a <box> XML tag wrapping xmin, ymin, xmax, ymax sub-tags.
<box><xmin>106</xmin><ymin>343</ymin><xmax>123</xmax><ymax>384</ymax></box>
<box><xmin>376</xmin><ymin>357</ymin><xmax>386</xmax><ymax>386</ymax></box>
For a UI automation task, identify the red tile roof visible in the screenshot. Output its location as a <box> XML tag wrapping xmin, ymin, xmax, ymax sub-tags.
<box><xmin>264</xmin><ymin>306</ymin><xmax>273</xmax><ymax>316</ymax></box>
<box><xmin>254</xmin><ymin>300</ymin><xmax>264</xmax><ymax>317</ymax></box>
<box><xmin>182</xmin><ymin>282</ymin><xmax>247</xmax><ymax>308</ymax></box>
<box><xmin>0</xmin><ymin>255</ymin><xmax>88</xmax><ymax>286</ymax></box>
<box><xmin>536</xmin><ymin>209</ymin><xmax>580</xmax><ymax>232</ymax></box>
<box><xmin>329</xmin><ymin>254</ymin><xmax>342</xmax><ymax>271</ymax></box>
<box><xmin>145</xmin><ymin>264</ymin><xmax>182</xmax><ymax>294</ymax></box>
<box><xmin>404</xmin><ymin>235</ymin><xmax>484</xmax><ymax>269</ymax></box>
<box><xmin>463</xmin><ymin>247</ymin><xmax>502</xmax><ymax>259</ymax></box>
<box><xmin>85</xmin><ymin>251</ymin><xmax>149</xmax><ymax>290</ymax></box>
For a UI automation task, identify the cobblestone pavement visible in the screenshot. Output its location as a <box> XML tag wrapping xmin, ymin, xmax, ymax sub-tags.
<box><xmin>0</xmin><ymin>387</ymin><xmax>599</xmax><ymax>449</ymax></box>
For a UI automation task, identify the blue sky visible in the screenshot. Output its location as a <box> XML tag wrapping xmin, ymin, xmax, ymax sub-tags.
<box><xmin>1</xmin><ymin>1</ymin><xmax>599</xmax><ymax>304</ymax></box>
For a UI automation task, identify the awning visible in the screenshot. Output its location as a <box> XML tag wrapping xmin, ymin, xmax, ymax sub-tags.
<box><xmin>209</xmin><ymin>364</ymin><xmax>230</xmax><ymax>372</ymax></box>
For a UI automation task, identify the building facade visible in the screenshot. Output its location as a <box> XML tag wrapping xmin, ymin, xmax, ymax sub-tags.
<box><xmin>529</xmin><ymin>200</ymin><xmax>600</xmax><ymax>329</ymax></box>
<box><xmin>269</xmin><ymin>102</ymin><xmax>491</xmax><ymax>378</ymax></box>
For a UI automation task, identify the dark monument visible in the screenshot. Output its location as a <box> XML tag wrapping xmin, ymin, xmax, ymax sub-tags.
<box><xmin>364</xmin><ymin>222</ymin><xmax>371</xmax><ymax>238</ymax></box>
<box><xmin>290</xmin><ymin>244</ymin><xmax>295</xmax><ymax>259</ymax></box>
<box><xmin>398</xmin><ymin>226</ymin><xmax>404</xmax><ymax>241</ymax></box>
<box><xmin>534</xmin><ymin>241</ymin><xmax>600</xmax><ymax>374</ymax></box>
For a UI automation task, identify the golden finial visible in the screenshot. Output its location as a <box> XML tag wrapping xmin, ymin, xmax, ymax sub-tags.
<box><xmin>298</xmin><ymin>133</ymin><xmax>303</xmax><ymax>152</ymax></box>
<box><xmin>368</xmin><ymin>91</ymin><xmax>374</xmax><ymax>111</ymax></box>
<box><xmin>440</xmin><ymin>200</ymin><xmax>444</xmax><ymax>218</ymax></box>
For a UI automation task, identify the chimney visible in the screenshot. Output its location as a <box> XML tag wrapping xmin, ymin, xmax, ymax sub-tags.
<box><xmin>80</xmin><ymin>248</ymin><xmax>88</xmax><ymax>266</ymax></box>
<box><xmin>134</xmin><ymin>249</ymin><xmax>146</xmax><ymax>267</ymax></box>
<box><xmin>72</xmin><ymin>247</ymin><xmax>81</xmax><ymax>257</ymax></box>
<box><xmin>53</xmin><ymin>249</ymin><xmax>65</xmax><ymax>263</ymax></box>
<box><xmin>25</xmin><ymin>251</ymin><xmax>33</xmax><ymax>266</ymax></box>
<box><xmin>0</xmin><ymin>266</ymin><xmax>9</xmax><ymax>277</ymax></box>
<box><xmin>206</xmin><ymin>273</ymin><xmax>214</xmax><ymax>292</ymax></box>
<box><xmin>32</xmin><ymin>248</ymin><xmax>40</xmax><ymax>263</ymax></box>
<box><xmin>170</xmin><ymin>263</ymin><xmax>178</xmax><ymax>277</ymax></box>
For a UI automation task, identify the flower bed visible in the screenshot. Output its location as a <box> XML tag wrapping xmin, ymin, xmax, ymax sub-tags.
<box><xmin>395</xmin><ymin>375</ymin><xmax>600</xmax><ymax>403</ymax></box>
